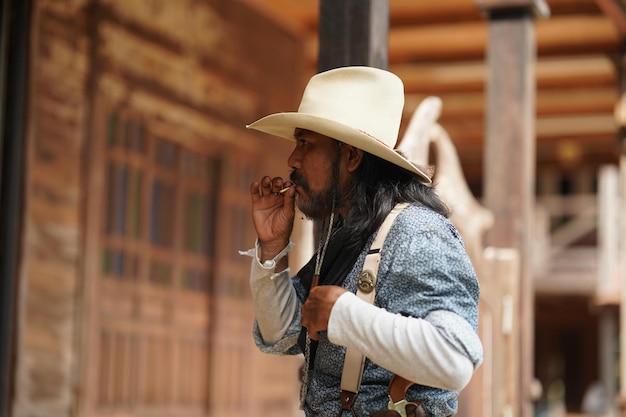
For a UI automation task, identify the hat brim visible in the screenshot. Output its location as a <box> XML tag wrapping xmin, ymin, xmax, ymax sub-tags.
<box><xmin>247</xmin><ymin>112</ymin><xmax>432</xmax><ymax>185</ymax></box>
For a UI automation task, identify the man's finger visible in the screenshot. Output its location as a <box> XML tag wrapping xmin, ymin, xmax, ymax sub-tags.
<box><xmin>308</xmin><ymin>328</ymin><xmax>320</xmax><ymax>341</ymax></box>
<box><xmin>250</xmin><ymin>182</ymin><xmax>261</xmax><ymax>200</ymax></box>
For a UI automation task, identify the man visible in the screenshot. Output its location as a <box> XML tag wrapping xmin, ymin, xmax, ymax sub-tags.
<box><xmin>241</xmin><ymin>66</ymin><xmax>483</xmax><ymax>416</ymax></box>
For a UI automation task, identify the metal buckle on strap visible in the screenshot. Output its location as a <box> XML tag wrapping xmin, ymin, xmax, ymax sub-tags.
<box><xmin>337</xmin><ymin>390</ymin><xmax>358</xmax><ymax>417</ymax></box>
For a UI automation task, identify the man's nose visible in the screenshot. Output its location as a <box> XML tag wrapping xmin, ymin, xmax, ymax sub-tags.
<box><xmin>287</xmin><ymin>146</ymin><xmax>301</xmax><ymax>169</ymax></box>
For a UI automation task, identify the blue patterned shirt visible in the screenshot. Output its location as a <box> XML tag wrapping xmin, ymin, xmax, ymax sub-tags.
<box><xmin>252</xmin><ymin>205</ymin><xmax>483</xmax><ymax>416</ymax></box>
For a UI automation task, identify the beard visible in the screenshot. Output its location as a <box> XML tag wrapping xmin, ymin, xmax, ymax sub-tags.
<box><xmin>290</xmin><ymin>170</ymin><xmax>338</xmax><ymax>220</ymax></box>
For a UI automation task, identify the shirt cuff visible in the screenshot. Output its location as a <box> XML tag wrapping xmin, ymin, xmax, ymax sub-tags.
<box><xmin>239</xmin><ymin>239</ymin><xmax>294</xmax><ymax>279</ymax></box>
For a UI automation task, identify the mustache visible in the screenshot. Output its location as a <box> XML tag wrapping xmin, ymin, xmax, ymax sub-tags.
<box><xmin>289</xmin><ymin>171</ymin><xmax>308</xmax><ymax>191</ymax></box>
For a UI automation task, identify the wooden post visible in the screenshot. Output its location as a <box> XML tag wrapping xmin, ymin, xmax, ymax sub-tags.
<box><xmin>476</xmin><ymin>1</ymin><xmax>549</xmax><ymax>417</ymax></box>
<box><xmin>317</xmin><ymin>0</ymin><xmax>389</xmax><ymax>72</ymax></box>
<box><xmin>598</xmin><ymin>165</ymin><xmax>620</xmax><ymax>415</ymax></box>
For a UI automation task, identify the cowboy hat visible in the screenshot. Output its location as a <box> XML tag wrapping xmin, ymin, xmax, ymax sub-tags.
<box><xmin>246</xmin><ymin>66</ymin><xmax>432</xmax><ymax>185</ymax></box>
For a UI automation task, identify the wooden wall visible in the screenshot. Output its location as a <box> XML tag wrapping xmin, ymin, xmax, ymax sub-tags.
<box><xmin>13</xmin><ymin>0</ymin><xmax>307</xmax><ymax>416</ymax></box>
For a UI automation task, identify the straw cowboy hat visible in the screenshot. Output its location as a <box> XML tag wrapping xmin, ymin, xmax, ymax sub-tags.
<box><xmin>246</xmin><ymin>66</ymin><xmax>432</xmax><ymax>185</ymax></box>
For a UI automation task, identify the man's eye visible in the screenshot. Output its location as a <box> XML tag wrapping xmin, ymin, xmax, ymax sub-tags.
<box><xmin>297</xmin><ymin>139</ymin><xmax>308</xmax><ymax>146</ymax></box>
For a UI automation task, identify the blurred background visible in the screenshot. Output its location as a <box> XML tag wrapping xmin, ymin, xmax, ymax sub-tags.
<box><xmin>0</xmin><ymin>1</ymin><xmax>624</xmax><ymax>417</ymax></box>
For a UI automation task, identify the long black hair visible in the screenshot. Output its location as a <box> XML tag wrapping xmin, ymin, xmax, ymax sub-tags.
<box><xmin>337</xmin><ymin>150</ymin><xmax>451</xmax><ymax>250</ymax></box>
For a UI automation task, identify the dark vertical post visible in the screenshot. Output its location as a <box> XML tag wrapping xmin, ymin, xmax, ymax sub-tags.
<box><xmin>0</xmin><ymin>0</ymin><xmax>31</xmax><ymax>415</ymax></box>
<box><xmin>477</xmin><ymin>1</ymin><xmax>549</xmax><ymax>417</ymax></box>
<box><xmin>317</xmin><ymin>0</ymin><xmax>389</xmax><ymax>72</ymax></box>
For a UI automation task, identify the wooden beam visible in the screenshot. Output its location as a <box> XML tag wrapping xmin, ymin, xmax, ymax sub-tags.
<box><xmin>536</xmin><ymin>15</ymin><xmax>621</xmax><ymax>55</ymax></box>
<box><xmin>538</xmin><ymin>114</ymin><xmax>617</xmax><ymax>136</ymax></box>
<box><xmin>391</xmin><ymin>56</ymin><xmax>616</xmax><ymax>94</ymax></box>
<box><xmin>404</xmin><ymin>86</ymin><xmax>617</xmax><ymax>119</ymax></box>
<box><xmin>411</xmin><ymin>114</ymin><xmax>617</xmax><ymax>146</ymax></box>
<box><xmin>389</xmin><ymin>0</ymin><xmax>482</xmax><ymax>24</ymax></box>
<box><xmin>534</xmin><ymin>55</ymin><xmax>617</xmax><ymax>89</ymax></box>
<box><xmin>305</xmin><ymin>15</ymin><xmax>619</xmax><ymax>65</ymax></box>
<box><xmin>388</xmin><ymin>20</ymin><xmax>488</xmax><ymax>62</ymax></box>
<box><xmin>392</xmin><ymin>61</ymin><xmax>487</xmax><ymax>93</ymax></box>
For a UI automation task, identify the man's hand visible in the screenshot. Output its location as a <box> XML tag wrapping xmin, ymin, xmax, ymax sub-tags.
<box><xmin>250</xmin><ymin>176</ymin><xmax>296</xmax><ymax>262</ymax></box>
<box><xmin>301</xmin><ymin>285</ymin><xmax>348</xmax><ymax>340</ymax></box>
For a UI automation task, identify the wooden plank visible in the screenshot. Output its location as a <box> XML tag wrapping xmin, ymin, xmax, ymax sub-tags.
<box><xmin>393</xmin><ymin>55</ymin><xmax>616</xmax><ymax>94</ymax></box>
<box><xmin>404</xmin><ymin>86</ymin><xmax>616</xmax><ymax>119</ymax></box>
<box><xmin>537</xmin><ymin>114</ymin><xmax>616</xmax><ymax>136</ymax></box>
<box><xmin>596</xmin><ymin>165</ymin><xmax>621</xmax><ymax>411</ymax></box>
<box><xmin>390</xmin><ymin>0</ymin><xmax>483</xmax><ymax>24</ymax></box>
<box><xmin>536</xmin><ymin>15</ymin><xmax>620</xmax><ymax>54</ymax></box>
<box><xmin>398</xmin><ymin>113</ymin><xmax>616</xmax><ymax>147</ymax></box>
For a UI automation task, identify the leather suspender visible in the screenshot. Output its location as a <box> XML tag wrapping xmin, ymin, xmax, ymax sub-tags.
<box><xmin>337</xmin><ymin>203</ymin><xmax>408</xmax><ymax>415</ymax></box>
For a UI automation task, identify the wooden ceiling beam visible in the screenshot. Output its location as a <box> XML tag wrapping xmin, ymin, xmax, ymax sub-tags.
<box><xmin>404</xmin><ymin>86</ymin><xmax>617</xmax><ymax>119</ymax></box>
<box><xmin>451</xmin><ymin>137</ymin><xmax>618</xmax><ymax>155</ymax></box>
<box><xmin>389</xmin><ymin>0</ymin><xmax>483</xmax><ymax>24</ymax></box>
<box><xmin>535</xmin><ymin>87</ymin><xmax>617</xmax><ymax>115</ymax></box>
<box><xmin>391</xmin><ymin>61</ymin><xmax>486</xmax><ymax>93</ymax></box>
<box><xmin>390</xmin><ymin>56</ymin><xmax>616</xmax><ymax>94</ymax></box>
<box><xmin>537</xmin><ymin>114</ymin><xmax>617</xmax><ymax>136</ymax></box>
<box><xmin>304</xmin><ymin>15</ymin><xmax>619</xmax><ymax>64</ymax></box>
<box><xmin>412</xmin><ymin>113</ymin><xmax>617</xmax><ymax>145</ymax></box>
<box><xmin>536</xmin><ymin>15</ymin><xmax>621</xmax><ymax>55</ymax></box>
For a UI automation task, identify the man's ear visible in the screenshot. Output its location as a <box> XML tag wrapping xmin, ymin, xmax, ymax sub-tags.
<box><xmin>345</xmin><ymin>146</ymin><xmax>363</xmax><ymax>173</ymax></box>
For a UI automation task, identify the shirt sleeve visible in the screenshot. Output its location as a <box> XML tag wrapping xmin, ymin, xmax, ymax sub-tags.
<box><xmin>241</xmin><ymin>241</ymin><xmax>303</xmax><ymax>355</ymax></box>
<box><xmin>327</xmin><ymin>292</ymin><xmax>477</xmax><ymax>392</ymax></box>
<box><xmin>248</xmin><ymin>257</ymin><xmax>296</xmax><ymax>344</ymax></box>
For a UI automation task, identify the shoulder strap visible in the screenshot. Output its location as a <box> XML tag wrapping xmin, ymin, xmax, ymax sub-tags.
<box><xmin>340</xmin><ymin>202</ymin><xmax>409</xmax><ymax>395</ymax></box>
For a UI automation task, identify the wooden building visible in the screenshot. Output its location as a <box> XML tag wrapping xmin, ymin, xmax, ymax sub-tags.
<box><xmin>1</xmin><ymin>1</ymin><xmax>625</xmax><ymax>417</ymax></box>
<box><xmin>1</xmin><ymin>0</ymin><xmax>309</xmax><ymax>416</ymax></box>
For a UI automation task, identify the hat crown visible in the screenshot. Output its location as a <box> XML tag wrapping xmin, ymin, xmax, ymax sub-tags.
<box><xmin>297</xmin><ymin>67</ymin><xmax>404</xmax><ymax>149</ymax></box>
